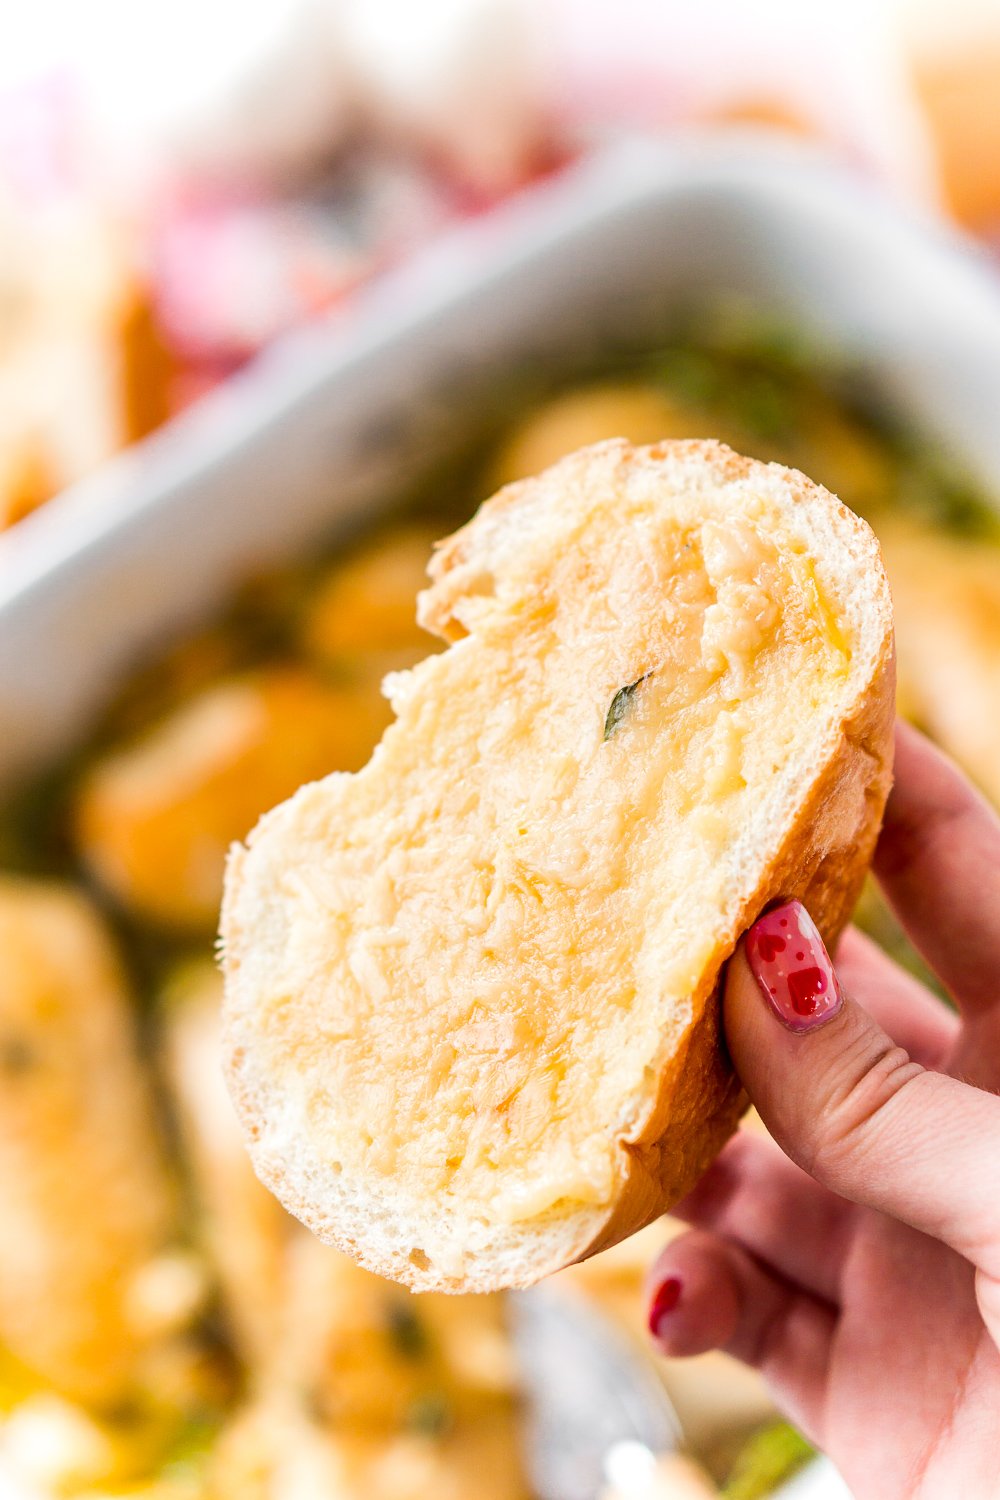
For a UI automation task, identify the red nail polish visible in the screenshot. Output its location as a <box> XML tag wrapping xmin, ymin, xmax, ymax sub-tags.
<box><xmin>746</xmin><ymin>900</ymin><xmax>843</xmax><ymax>1033</ymax></box>
<box><xmin>648</xmin><ymin>1277</ymin><xmax>682</xmax><ymax>1340</ymax></box>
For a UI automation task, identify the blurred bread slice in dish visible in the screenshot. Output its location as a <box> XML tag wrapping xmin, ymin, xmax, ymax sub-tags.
<box><xmin>222</xmin><ymin>439</ymin><xmax>894</xmax><ymax>1292</ymax></box>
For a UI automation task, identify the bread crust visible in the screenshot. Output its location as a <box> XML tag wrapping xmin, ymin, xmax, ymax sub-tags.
<box><xmin>222</xmin><ymin>440</ymin><xmax>895</xmax><ymax>1292</ymax></box>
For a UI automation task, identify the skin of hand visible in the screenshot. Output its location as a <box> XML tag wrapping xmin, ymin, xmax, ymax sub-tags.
<box><xmin>645</xmin><ymin>722</ymin><xmax>1000</xmax><ymax>1500</ymax></box>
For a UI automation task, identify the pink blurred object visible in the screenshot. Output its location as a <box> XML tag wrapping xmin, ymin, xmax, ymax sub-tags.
<box><xmin>152</xmin><ymin>198</ymin><xmax>362</xmax><ymax>366</ymax></box>
<box><xmin>149</xmin><ymin>151</ymin><xmax>462</xmax><ymax>371</ymax></box>
<box><xmin>0</xmin><ymin>74</ymin><xmax>88</xmax><ymax>204</ymax></box>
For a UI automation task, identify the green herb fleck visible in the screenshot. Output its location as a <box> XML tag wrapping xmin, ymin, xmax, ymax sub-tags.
<box><xmin>0</xmin><ymin>1038</ymin><xmax>37</xmax><ymax>1076</ymax></box>
<box><xmin>654</xmin><ymin>347</ymin><xmax>720</xmax><ymax>404</ymax></box>
<box><xmin>406</xmin><ymin>1392</ymin><xmax>452</xmax><ymax>1438</ymax></box>
<box><xmin>158</xmin><ymin>1411</ymin><xmax>223</xmax><ymax>1482</ymax></box>
<box><xmin>386</xmin><ymin>1299</ymin><xmax>430</xmax><ymax>1361</ymax></box>
<box><xmin>730</xmin><ymin>371</ymin><xmax>794</xmax><ymax>441</ymax></box>
<box><xmin>604</xmin><ymin>673</ymin><xmax>651</xmax><ymax>741</ymax></box>
<box><xmin>721</xmin><ymin>1421</ymin><xmax>815</xmax><ymax>1500</ymax></box>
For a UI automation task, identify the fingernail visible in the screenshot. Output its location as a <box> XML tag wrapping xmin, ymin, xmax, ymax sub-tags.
<box><xmin>647</xmin><ymin>1277</ymin><xmax>682</xmax><ymax>1342</ymax></box>
<box><xmin>745</xmin><ymin>900</ymin><xmax>843</xmax><ymax>1033</ymax></box>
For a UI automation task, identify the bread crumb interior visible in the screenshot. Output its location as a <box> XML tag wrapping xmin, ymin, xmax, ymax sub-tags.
<box><xmin>246</xmin><ymin>481</ymin><xmax>854</xmax><ymax>1248</ymax></box>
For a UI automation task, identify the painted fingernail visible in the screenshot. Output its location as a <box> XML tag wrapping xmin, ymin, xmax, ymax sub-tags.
<box><xmin>745</xmin><ymin>900</ymin><xmax>843</xmax><ymax>1033</ymax></box>
<box><xmin>647</xmin><ymin>1277</ymin><xmax>682</xmax><ymax>1342</ymax></box>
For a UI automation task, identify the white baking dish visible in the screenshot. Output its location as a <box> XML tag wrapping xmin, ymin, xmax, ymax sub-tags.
<box><xmin>4</xmin><ymin>132</ymin><xmax>1000</xmax><ymax>791</ymax></box>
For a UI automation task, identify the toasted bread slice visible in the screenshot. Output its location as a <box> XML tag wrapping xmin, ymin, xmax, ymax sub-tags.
<box><xmin>222</xmin><ymin>440</ymin><xmax>894</xmax><ymax>1292</ymax></box>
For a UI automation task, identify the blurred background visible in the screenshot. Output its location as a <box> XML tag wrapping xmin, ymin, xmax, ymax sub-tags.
<box><xmin>1</xmin><ymin>4</ymin><xmax>1000</xmax><ymax>1499</ymax></box>
<box><xmin>3</xmin><ymin>0</ymin><xmax>1000</xmax><ymax>533</ymax></box>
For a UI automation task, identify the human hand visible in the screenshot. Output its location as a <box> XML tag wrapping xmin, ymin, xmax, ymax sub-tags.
<box><xmin>645</xmin><ymin>721</ymin><xmax>1000</xmax><ymax>1499</ymax></box>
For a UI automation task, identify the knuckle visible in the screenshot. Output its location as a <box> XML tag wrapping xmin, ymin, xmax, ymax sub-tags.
<box><xmin>800</xmin><ymin>1037</ymin><xmax>924</xmax><ymax>1184</ymax></box>
<box><xmin>741</xmin><ymin>1273</ymin><xmax>787</xmax><ymax>1369</ymax></box>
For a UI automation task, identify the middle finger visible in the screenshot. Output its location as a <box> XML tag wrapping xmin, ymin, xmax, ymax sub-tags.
<box><xmin>834</xmin><ymin>926</ymin><xmax>958</xmax><ymax>1069</ymax></box>
<box><xmin>874</xmin><ymin>721</ymin><xmax>1000</xmax><ymax>1023</ymax></box>
<box><xmin>672</xmin><ymin>1130</ymin><xmax>852</xmax><ymax>1305</ymax></box>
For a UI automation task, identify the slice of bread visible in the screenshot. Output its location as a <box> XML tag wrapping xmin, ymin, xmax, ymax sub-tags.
<box><xmin>222</xmin><ymin>439</ymin><xmax>894</xmax><ymax>1293</ymax></box>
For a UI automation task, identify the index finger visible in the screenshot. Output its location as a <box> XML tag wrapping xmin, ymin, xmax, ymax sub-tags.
<box><xmin>873</xmin><ymin>719</ymin><xmax>1000</xmax><ymax>1018</ymax></box>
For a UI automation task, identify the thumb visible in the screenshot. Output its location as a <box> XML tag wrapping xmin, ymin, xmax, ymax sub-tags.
<box><xmin>725</xmin><ymin>900</ymin><xmax>1000</xmax><ymax>1285</ymax></box>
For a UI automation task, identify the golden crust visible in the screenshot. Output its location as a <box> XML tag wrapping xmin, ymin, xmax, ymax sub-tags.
<box><xmin>221</xmin><ymin>439</ymin><xmax>895</xmax><ymax>1293</ymax></box>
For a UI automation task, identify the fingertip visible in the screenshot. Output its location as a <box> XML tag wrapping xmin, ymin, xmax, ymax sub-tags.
<box><xmin>645</xmin><ymin>1232</ymin><xmax>742</xmax><ymax>1359</ymax></box>
<box><xmin>722</xmin><ymin>904</ymin><xmax>857</xmax><ymax>1163</ymax></box>
<box><xmin>745</xmin><ymin>902</ymin><xmax>844</xmax><ymax>1033</ymax></box>
<box><xmin>722</xmin><ymin>936</ymin><xmax>771</xmax><ymax>1080</ymax></box>
<box><xmin>647</xmin><ymin>1232</ymin><xmax>837</xmax><ymax>1439</ymax></box>
<box><xmin>722</xmin><ymin>935</ymin><xmax>754</xmax><ymax>1016</ymax></box>
<box><xmin>647</xmin><ymin>1274</ymin><xmax>682</xmax><ymax>1340</ymax></box>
